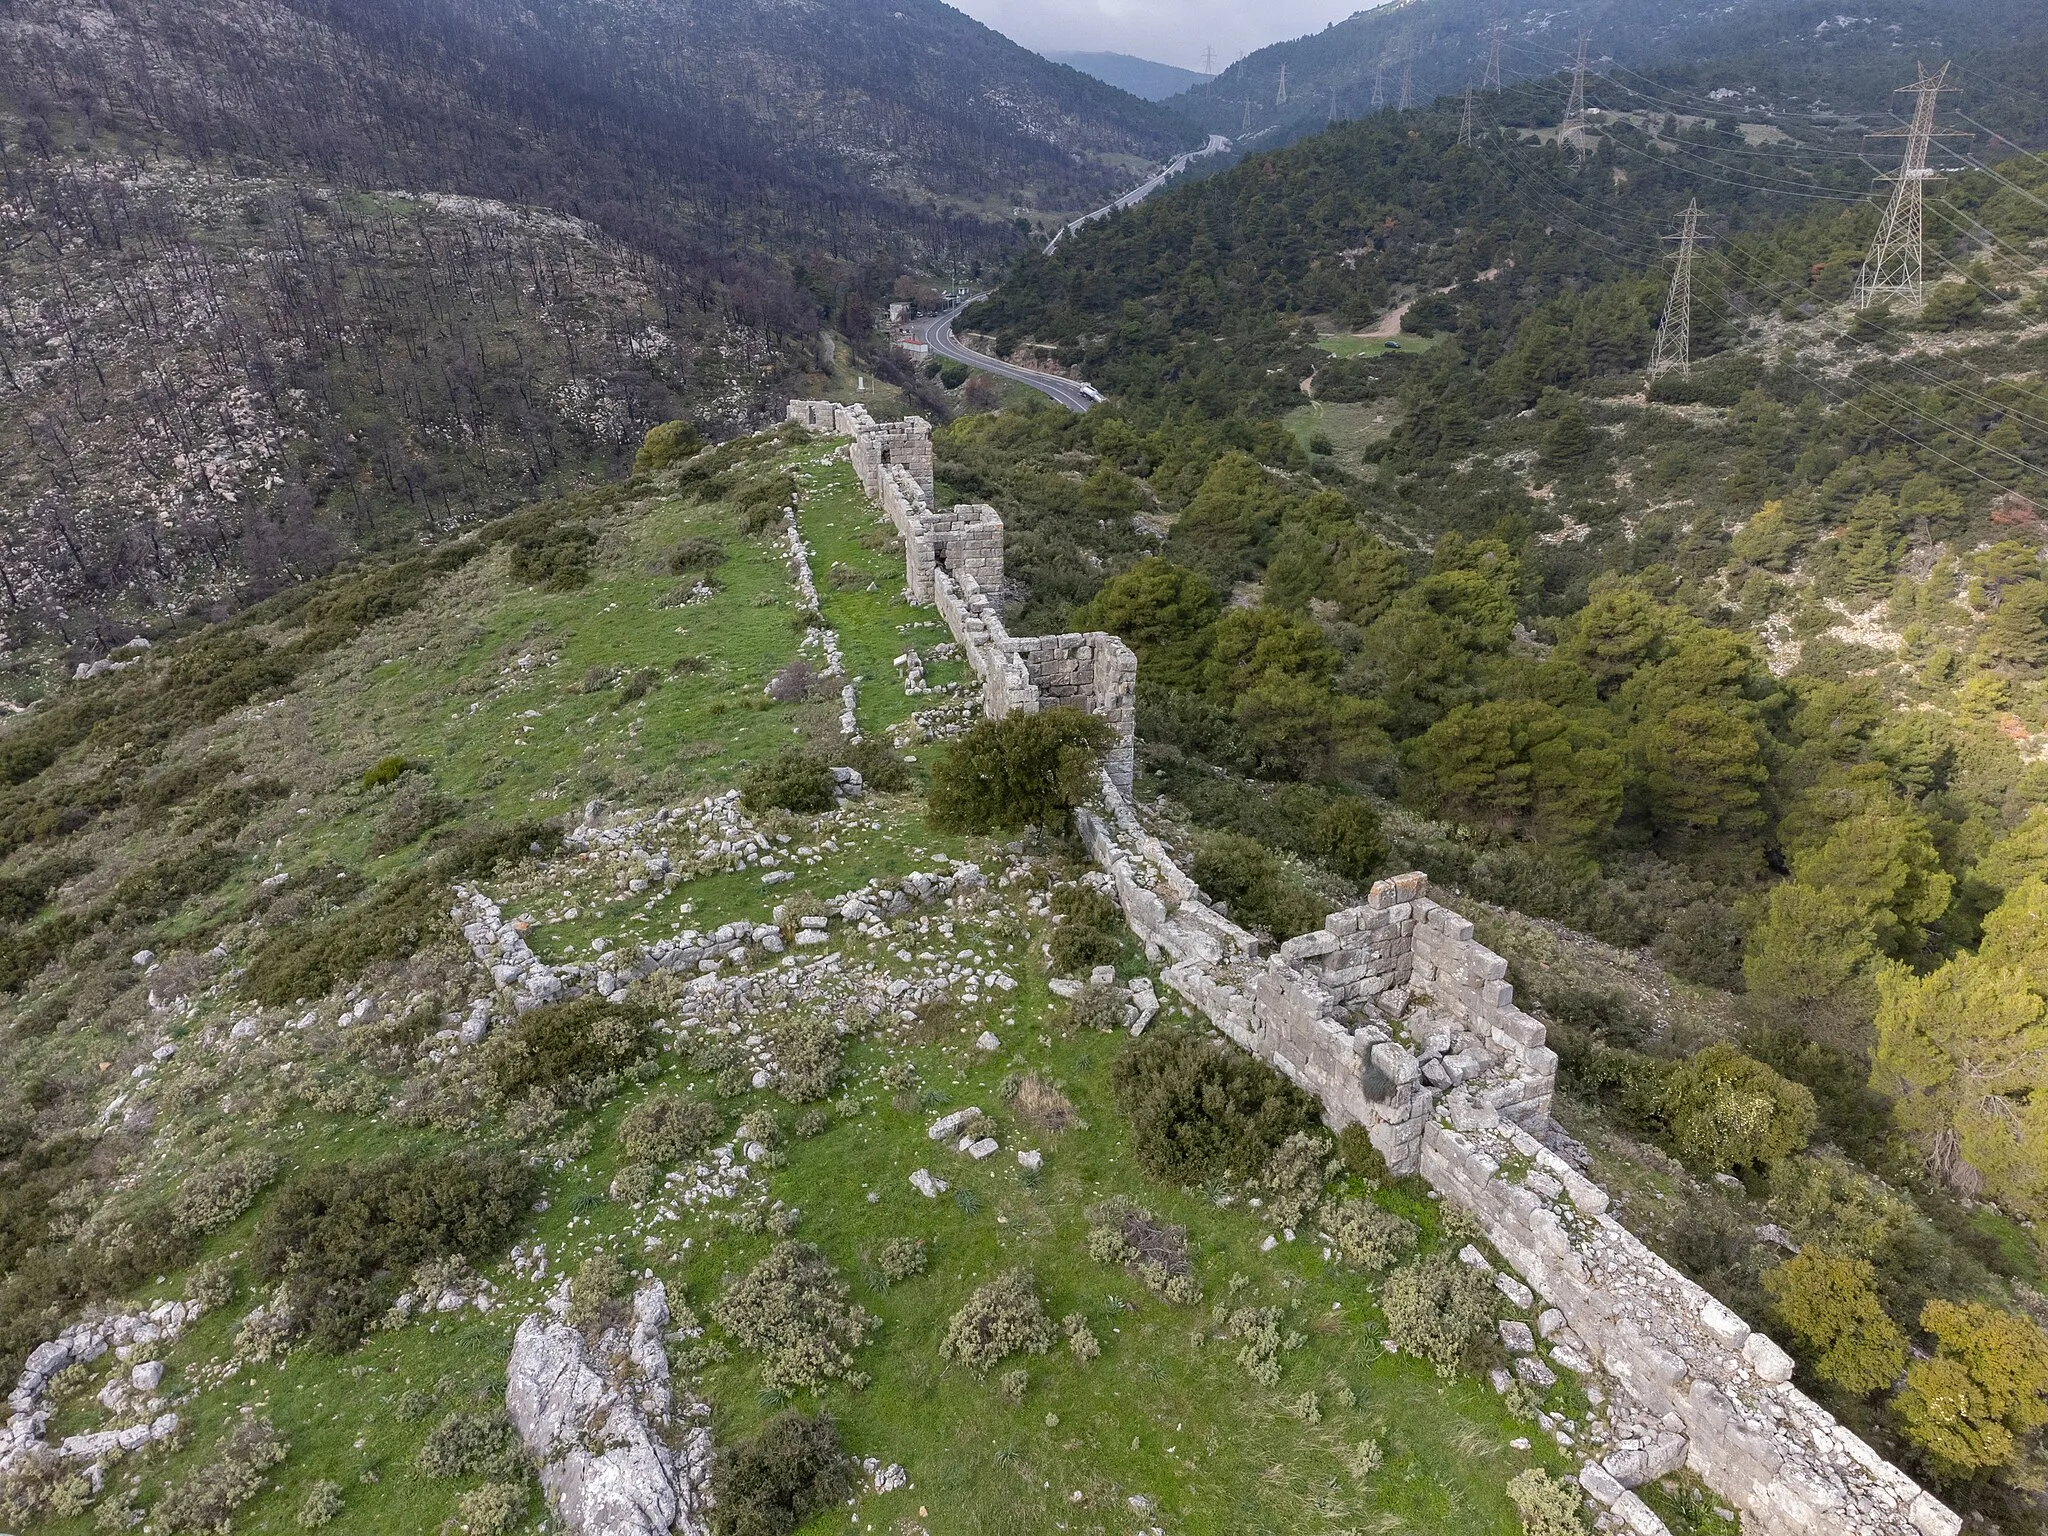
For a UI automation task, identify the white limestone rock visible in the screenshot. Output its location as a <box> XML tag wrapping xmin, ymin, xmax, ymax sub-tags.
<box><xmin>505</xmin><ymin>1281</ymin><xmax>711</xmax><ymax>1536</ymax></box>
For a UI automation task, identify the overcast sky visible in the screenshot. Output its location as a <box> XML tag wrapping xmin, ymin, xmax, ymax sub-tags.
<box><xmin>947</xmin><ymin>0</ymin><xmax>1376</xmax><ymax>74</ymax></box>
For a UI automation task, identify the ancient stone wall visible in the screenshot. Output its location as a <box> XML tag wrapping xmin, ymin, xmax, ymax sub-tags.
<box><xmin>785</xmin><ymin>395</ymin><xmax>1957</xmax><ymax>1535</ymax></box>
<box><xmin>788</xmin><ymin>401</ymin><xmax>1136</xmax><ymax>791</ymax></box>
<box><xmin>1073</xmin><ymin>773</ymin><xmax>1956</xmax><ymax>1536</ymax></box>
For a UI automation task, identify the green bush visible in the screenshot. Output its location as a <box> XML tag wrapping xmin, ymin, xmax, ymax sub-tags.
<box><xmin>1262</xmin><ymin>1130</ymin><xmax>1333</xmax><ymax>1226</ymax></box>
<box><xmin>742</xmin><ymin>747</ymin><xmax>836</xmax><ymax>815</ymax></box>
<box><xmin>1382</xmin><ymin>1252</ymin><xmax>1496</xmax><ymax>1377</ymax></box>
<box><xmin>172</xmin><ymin>1147</ymin><xmax>281</xmax><ymax>1235</ymax></box>
<box><xmin>1762</xmin><ymin>1250</ymin><xmax>1907</xmax><ymax>1396</ymax></box>
<box><xmin>771</xmin><ymin>1014</ymin><xmax>844</xmax><ymax>1102</ymax></box>
<box><xmin>1659</xmin><ymin>1042</ymin><xmax>1816</xmax><ymax>1173</ymax></box>
<box><xmin>294</xmin><ymin>1479</ymin><xmax>344</xmax><ymax>1528</ymax></box>
<box><xmin>565</xmin><ymin>1251</ymin><xmax>634</xmax><ymax>1337</ymax></box>
<box><xmin>153</xmin><ymin>1418</ymin><xmax>288</xmax><ymax>1534</ymax></box>
<box><xmin>1049</xmin><ymin>883</ymin><xmax>1125</xmax><ymax>975</ymax></box>
<box><xmin>939</xmin><ymin>1269</ymin><xmax>1056</xmax><ymax>1372</ymax></box>
<box><xmin>252</xmin><ymin>1150</ymin><xmax>532</xmax><ymax>1353</ymax></box>
<box><xmin>508</xmin><ymin>520</ymin><xmax>597</xmax><ymax>590</ymax></box>
<box><xmin>1323</xmin><ymin>1199</ymin><xmax>1418</xmax><ymax>1271</ymax></box>
<box><xmin>875</xmin><ymin>1237</ymin><xmax>928</xmax><ymax>1286</ymax></box>
<box><xmin>1312</xmin><ymin>798</ymin><xmax>1389</xmax><ymax>881</ymax></box>
<box><xmin>360</xmin><ymin>755</ymin><xmax>415</xmax><ymax>789</ymax></box>
<box><xmin>1506</xmin><ymin>1468</ymin><xmax>1588</xmax><ymax>1536</ymax></box>
<box><xmin>836</xmin><ymin>737</ymin><xmax>911</xmax><ymax>794</ymax></box>
<box><xmin>714</xmin><ymin>1243</ymin><xmax>875</xmax><ymax>1391</ymax></box>
<box><xmin>1337</xmin><ymin>1122</ymin><xmax>1390</xmax><ymax>1183</ymax></box>
<box><xmin>456</xmin><ymin>1483</ymin><xmax>527</xmax><ymax>1536</ymax></box>
<box><xmin>1190</xmin><ymin>831</ymin><xmax>1324</xmax><ymax>939</ymax></box>
<box><xmin>926</xmin><ymin>709</ymin><xmax>1113</xmax><ymax>834</ymax></box>
<box><xmin>668</xmin><ymin>534</ymin><xmax>725</xmax><ymax>573</ymax></box>
<box><xmin>484</xmin><ymin>998</ymin><xmax>650</xmax><ymax>1103</ymax></box>
<box><xmin>416</xmin><ymin>1411</ymin><xmax>525</xmax><ymax>1479</ymax></box>
<box><xmin>1110</xmin><ymin>1032</ymin><xmax>1319</xmax><ymax>1184</ymax></box>
<box><xmin>636</xmin><ymin>420</ymin><xmax>706</xmax><ymax>476</ymax></box>
<box><xmin>709</xmin><ymin>1410</ymin><xmax>850</xmax><ymax>1536</ymax></box>
<box><xmin>618</xmin><ymin>1094</ymin><xmax>724</xmax><ymax>1163</ymax></box>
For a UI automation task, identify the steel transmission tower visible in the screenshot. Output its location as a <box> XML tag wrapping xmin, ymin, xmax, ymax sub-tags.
<box><xmin>1399</xmin><ymin>51</ymin><xmax>1413</xmax><ymax>110</ymax></box>
<box><xmin>1202</xmin><ymin>47</ymin><xmax>1215</xmax><ymax>77</ymax></box>
<box><xmin>1459</xmin><ymin>85</ymin><xmax>1476</xmax><ymax>145</ymax></box>
<box><xmin>1650</xmin><ymin>200</ymin><xmax>1705</xmax><ymax>380</ymax></box>
<box><xmin>1559</xmin><ymin>34</ymin><xmax>1592</xmax><ymax>160</ymax></box>
<box><xmin>1858</xmin><ymin>63</ymin><xmax>1954</xmax><ymax>311</ymax></box>
<box><xmin>1277</xmin><ymin>65</ymin><xmax>1288</xmax><ymax>106</ymax></box>
<box><xmin>1371</xmin><ymin>56</ymin><xmax>1385</xmax><ymax>110</ymax></box>
<box><xmin>1485</xmin><ymin>21</ymin><xmax>1504</xmax><ymax>90</ymax></box>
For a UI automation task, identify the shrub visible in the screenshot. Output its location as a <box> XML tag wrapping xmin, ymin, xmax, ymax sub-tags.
<box><xmin>1312</xmin><ymin>798</ymin><xmax>1389</xmax><ymax>881</ymax></box>
<box><xmin>836</xmin><ymin>737</ymin><xmax>910</xmax><ymax>793</ymax></box>
<box><xmin>742</xmin><ymin>747</ymin><xmax>835</xmax><ymax>815</ymax></box>
<box><xmin>1323</xmin><ymin>1199</ymin><xmax>1419</xmax><ymax>1272</ymax></box>
<box><xmin>1506</xmin><ymin>1468</ymin><xmax>1588</xmax><ymax>1536</ymax></box>
<box><xmin>457</xmin><ymin>1483</ymin><xmax>527</xmax><ymax>1536</ymax></box>
<box><xmin>1049</xmin><ymin>922</ymin><xmax>1122</xmax><ymax>977</ymax></box>
<box><xmin>360</xmin><ymin>755</ymin><xmax>415</xmax><ymax>790</ymax></box>
<box><xmin>926</xmin><ymin>709</ymin><xmax>1113</xmax><ymax>834</ymax></box>
<box><xmin>154</xmin><ymin>1417</ymin><xmax>288</xmax><ymax>1534</ymax></box>
<box><xmin>1063</xmin><ymin>1313</ymin><xmax>1101</xmax><ymax>1362</ymax></box>
<box><xmin>1659</xmin><ymin>1042</ymin><xmax>1816</xmax><ymax>1172</ymax></box>
<box><xmin>416</xmin><ymin>1411</ymin><xmax>525</xmax><ymax>1479</ymax></box>
<box><xmin>172</xmin><ymin>1147</ymin><xmax>281</xmax><ymax>1235</ymax></box>
<box><xmin>1110</xmin><ymin>1032</ymin><xmax>1319</xmax><ymax>1184</ymax></box>
<box><xmin>565</xmin><ymin>1251</ymin><xmax>634</xmax><ymax>1338</ymax></box>
<box><xmin>939</xmin><ymin>1270</ymin><xmax>1056</xmax><ymax>1372</ymax></box>
<box><xmin>295</xmin><ymin>1480</ymin><xmax>344</xmax><ymax>1528</ymax></box>
<box><xmin>1061</xmin><ymin>981</ymin><xmax>1128</xmax><ymax>1033</ymax></box>
<box><xmin>186</xmin><ymin>1257</ymin><xmax>237</xmax><ymax>1310</ymax></box>
<box><xmin>618</xmin><ymin>1094</ymin><xmax>724</xmax><ymax>1163</ymax></box>
<box><xmin>1761</xmin><ymin>1250</ymin><xmax>1906</xmax><ymax>1396</ymax></box>
<box><xmin>1345</xmin><ymin>1438</ymin><xmax>1385</xmax><ymax>1481</ymax></box>
<box><xmin>764</xmin><ymin>659</ymin><xmax>822</xmax><ymax>703</ymax></box>
<box><xmin>1892</xmin><ymin>1299</ymin><xmax>2048</xmax><ymax>1475</ymax></box>
<box><xmin>252</xmin><ymin>1150</ymin><xmax>531</xmax><ymax>1353</ymax></box>
<box><xmin>508</xmin><ymin>521</ymin><xmax>597</xmax><ymax>590</ymax></box>
<box><xmin>636</xmin><ymin>420</ymin><xmax>705</xmax><ymax>476</ymax></box>
<box><xmin>999</xmin><ymin>1367</ymin><xmax>1029</xmax><ymax>1401</ymax></box>
<box><xmin>1262</xmin><ymin>1130</ymin><xmax>1333</xmax><ymax>1227</ymax></box>
<box><xmin>1382</xmin><ymin>1253</ymin><xmax>1496</xmax><ymax>1377</ymax></box>
<box><xmin>484</xmin><ymin>998</ymin><xmax>650</xmax><ymax>1102</ymax></box>
<box><xmin>668</xmin><ymin>534</ymin><xmax>725</xmax><ymax>573</ymax></box>
<box><xmin>875</xmin><ymin>1237</ymin><xmax>927</xmax><ymax>1286</ymax></box>
<box><xmin>715</xmin><ymin>1243</ymin><xmax>874</xmax><ymax>1391</ymax></box>
<box><xmin>370</xmin><ymin>783</ymin><xmax>460</xmax><ymax>853</ymax></box>
<box><xmin>1190</xmin><ymin>831</ymin><xmax>1325</xmax><ymax>939</ymax></box>
<box><xmin>710</xmin><ymin>1410</ymin><xmax>850</xmax><ymax>1536</ymax></box>
<box><xmin>1337</xmin><ymin>1123</ymin><xmax>1390</xmax><ymax>1183</ymax></box>
<box><xmin>771</xmin><ymin>1014</ymin><xmax>844</xmax><ymax>1102</ymax></box>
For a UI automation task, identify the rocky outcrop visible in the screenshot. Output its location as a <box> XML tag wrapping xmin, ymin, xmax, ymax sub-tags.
<box><xmin>505</xmin><ymin>1279</ymin><xmax>712</xmax><ymax>1536</ymax></box>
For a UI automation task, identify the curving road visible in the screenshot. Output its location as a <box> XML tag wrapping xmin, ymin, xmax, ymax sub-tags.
<box><xmin>908</xmin><ymin>301</ymin><xmax>1104</xmax><ymax>412</ymax></box>
<box><xmin>1047</xmin><ymin>133</ymin><xmax>1233</xmax><ymax>254</ymax></box>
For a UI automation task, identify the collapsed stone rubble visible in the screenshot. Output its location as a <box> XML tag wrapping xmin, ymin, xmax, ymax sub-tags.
<box><xmin>2</xmin><ymin>1298</ymin><xmax>205</xmax><ymax>1481</ymax></box>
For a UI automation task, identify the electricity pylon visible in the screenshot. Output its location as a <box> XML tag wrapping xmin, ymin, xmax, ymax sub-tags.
<box><xmin>1650</xmin><ymin>200</ymin><xmax>1705</xmax><ymax>380</ymax></box>
<box><xmin>1858</xmin><ymin>63</ymin><xmax>1955</xmax><ymax>311</ymax></box>
<box><xmin>1371</xmin><ymin>56</ymin><xmax>1384</xmax><ymax>110</ymax></box>
<box><xmin>1399</xmin><ymin>51</ymin><xmax>1413</xmax><ymax>110</ymax></box>
<box><xmin>1560</xmin><ymin>33</ymin><xmax>1591</xmax><ymax>161</ymax></box>
<box><xmin>1459</xmin><ymin>85</ymin><xmax>1476</xmax><ymax>146</ymax></box>
<box><xmin>1484</xmin><ymin>21</ymin><xmax>1504</xmax><ymax>90</ymax></box>
<box><xmin>1277</xmin><ymin>64</ymin><xmax>1288</xmax><ymax>106</ymax></box>
<box><xmin>1202</xmin><ymin>46</ymin><xmax>1215</xmax><ymax>76</ymax></box>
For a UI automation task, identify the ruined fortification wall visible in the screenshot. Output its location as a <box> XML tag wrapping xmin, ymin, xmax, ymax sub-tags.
<box><xmin>788</xmin><ymin>401</ymin><xmax>1136</xmax><ymax>790</ymax></box>
<box><xmin>784</xmin><ymin>396</ymin><xmax>1959</xmax><ymax>1536</ymax></box>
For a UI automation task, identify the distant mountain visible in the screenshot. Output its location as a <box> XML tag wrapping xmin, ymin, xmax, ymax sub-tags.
<box><xmin>0</xmin><ymin>0</ymin><xmax>1196</xmax><ymax>650</ymax></box>
<box><xmin>1170</xmin><ymin>0</ymin><xmax>2048</xmax><ymax>147</ymax></box>
<box><xmin>1049</xmin><ymin>51</ymin><xmax>1215</xmax><ymax>102</ymax></box>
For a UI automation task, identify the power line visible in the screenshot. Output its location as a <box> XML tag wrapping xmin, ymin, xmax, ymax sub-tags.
<box><xmin>1859</xmin><ymin>63</ymin><xmax>1958</xmax><ymax>311</ymax></box>
<box><xmin>1650</xmin><ymin>199</ymin><xmax>1705</xmax><ymax>380</ymax></box>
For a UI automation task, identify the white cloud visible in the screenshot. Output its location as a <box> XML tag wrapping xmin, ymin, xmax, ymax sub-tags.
<box><xmin>947</xmin><ymin>0</ymin><xmax>1376</xmax><ymax>74</ymax></box>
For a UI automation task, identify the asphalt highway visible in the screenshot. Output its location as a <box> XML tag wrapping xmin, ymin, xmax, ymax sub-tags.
<box><xmin>908</xmin><ymin>302</ymin><xmax>1104</xmax><ymax>412</ymax></box>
